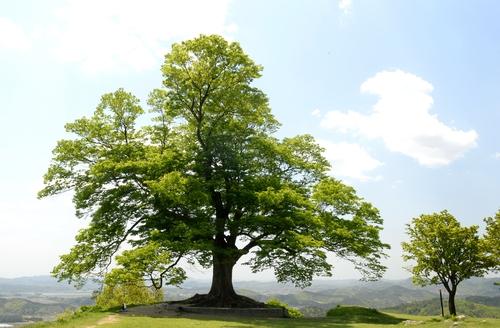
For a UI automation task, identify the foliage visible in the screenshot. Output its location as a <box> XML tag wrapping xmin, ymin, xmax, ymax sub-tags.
<box><xmin>56</xmin><ymin>309</ymin><xmax>83</xmax><ymax>323</ymax></box>
<box><xmin>326</xmin><ymin>305</ymin><xmax>404</xmax><ymax>324</ymax></box>
<box><xmin>266</xmin><ymin>298</ymin><xmax>303</xmax><ymax>318</ymax></box>
<box><xmin>95</xmin><ymin>280</ymin><xmax>163</xmax><ymax>309</ymax></box>
<box><xmin>93</xmin><ymin>247</ymin><xmax>169</xmax><ymax>310</ymax></box>
<box><xmin>40</xmin><ymin>34</ymin><xmax>389</xmax><ymax>295</ymax></box>
<box><xmin>104</xmin><ymin>241</ymin><xmax>186</xmax><ymax>290</ymax></box>
<box><xmin>402</xmin><ymin>210</ymin><xmax>497</xmax><ymax>315</ymax></box>
<box><xmin>402</xmin><ymin>211</ymin><xmax>495</xmax><ymax>287</ymax></box>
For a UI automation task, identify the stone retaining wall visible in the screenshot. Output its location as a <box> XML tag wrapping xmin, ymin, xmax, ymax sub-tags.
<box><xmin>176</xmin><ymin>306</ymin><xmax>288</xmax><ymax>317</ymax></box>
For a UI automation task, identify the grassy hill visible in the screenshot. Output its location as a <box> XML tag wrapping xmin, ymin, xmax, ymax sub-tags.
<box><xmin>0</xmin><ymin>297</ymin><xmax>90</xmax><ymax>323</ymax></box>
<box><xmin>465</xmin><ymin>295</ymin><xmax>500</xmax><ymax>307</ymax></box>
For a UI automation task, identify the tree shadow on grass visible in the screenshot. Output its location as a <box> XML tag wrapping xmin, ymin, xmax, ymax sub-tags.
<box><xmin>204</xmin><ymin>315</ymin><xmax>406</xmax><ymax>327</ymax></box>
<box><xmin>121</xmin><ymin>307</ymin><xmax>406</xmax><ymax>327</ymax></box>
<box><xmin>129</xmin><ymin>315</ymin><xmax>356</xmax><ymax>328</ymax></box>
<box><xmin>195</xmin><ymin>317</ymin><xmax>355</xmax><ymax>328</ymax></box>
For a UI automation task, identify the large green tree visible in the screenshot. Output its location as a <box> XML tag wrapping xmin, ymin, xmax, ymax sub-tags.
<box><xmin>40</xmin><ymin>35</ymin><xmax>389</xmax><ymax>307</ymax></box>
<box><xmin>402</xmin><ymin>210</ymin><xmax>496</xmax><ymax>316</ymax></box>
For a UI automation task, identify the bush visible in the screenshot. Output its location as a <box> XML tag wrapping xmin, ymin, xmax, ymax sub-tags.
<box><xmin>95</xmin><ymin>282</ymin><xmax>163</xmax><ymax>310</ymax></box>
<box><xmin>79</xmin><ymin>305</ymin><xmax>95</xmax><ymax>312</ymax></box>
<box><xmin>56</xmin><ymin>309</ymin><xmax>85</xmax><ymax>323</ymax></box>
<box><xmin>266</xmin><ymin>298</ymin><xmax>304</xmax><ymax>318</ymax></box>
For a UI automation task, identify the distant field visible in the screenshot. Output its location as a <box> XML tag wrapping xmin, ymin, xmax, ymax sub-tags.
<box><xmin>384</xmin><ymin>298</ymin><xmax>500</xmax><ymax>318</ymax></box>
<box><xmin>25</xmin><ymin>311</ymin><xmax>500</xmax><ymax>328</ymax></box>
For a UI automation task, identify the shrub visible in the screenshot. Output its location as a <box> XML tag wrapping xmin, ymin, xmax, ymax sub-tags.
<box><xmin>56</xmin><ymin>309</ymin><xmax>84</xmax><ymax>323</ymax></box>
<box><xmin>266</xmin><ymin>298</ymin><xmax>304</xmax><ymax>318</ymax></box>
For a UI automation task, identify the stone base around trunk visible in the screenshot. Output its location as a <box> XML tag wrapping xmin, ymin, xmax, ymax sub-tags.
<box><xmin>172</xmin><ymin>304</ymin><xmax>288</xmax><ymax>317</ymax></box>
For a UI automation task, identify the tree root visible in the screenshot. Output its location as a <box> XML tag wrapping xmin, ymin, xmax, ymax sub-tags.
<box><xmin>170</xmin><ymin>293</ymin><xmax>268</xmax><ymax>308</ymax></box>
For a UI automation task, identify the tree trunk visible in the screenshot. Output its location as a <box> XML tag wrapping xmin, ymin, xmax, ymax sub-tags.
<box><xmin>173</xmin><ymin>251</ymin><xmax>266</xmax><ymax>308</ymax></box>
<box><xmin>207</xmin><ymin>253</ymin><xmax>238</xmax><ymax>305</ymax></box>
<box><xmin>448</xmin><ymin>290</ymin><xmax>457</xmax><ymax>316</ymax></box>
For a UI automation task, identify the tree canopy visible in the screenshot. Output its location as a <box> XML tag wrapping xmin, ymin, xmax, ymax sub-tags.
<box><xmin>402</xmin><ymin>210</ymin><xmax>496</xmax><ymax>316</ymax></box>
<box><xmin>40</xmin><ymin>35</ymin><xmax>389</xmax><ymax>307</ymax></box>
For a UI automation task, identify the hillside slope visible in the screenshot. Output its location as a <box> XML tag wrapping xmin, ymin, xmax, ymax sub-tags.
<box><xmin>0</xmin><ymin>297</ymin><xmax>90</xmax><ymax>323</ymax></box>
<box><xmin>384</xmin><ymin>298</ymin><xmax>500</xmax><ymax>318</ymax></box>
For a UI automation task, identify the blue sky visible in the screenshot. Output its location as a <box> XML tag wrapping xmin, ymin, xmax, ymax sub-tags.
<box><xmin>0</xmin><ymin>0</ymin><xmax>498</xmax><ymax>281</ymax></box>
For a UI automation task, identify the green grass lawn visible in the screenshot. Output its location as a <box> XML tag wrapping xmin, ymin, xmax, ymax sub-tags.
<box><xmin>25</xmin><ymin>310</ymin><xmax>500</xmax><ymax>328</ymax></box>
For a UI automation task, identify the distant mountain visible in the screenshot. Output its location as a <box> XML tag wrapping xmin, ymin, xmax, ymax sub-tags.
<box><xmin>0</xmin><ymin>276</ymin><xmax>96</xmax><ymax>296</ymax></box>
<box><xmin>393</xmin><ymin>277</ymin><xmax>500</xmax><ymax>297</ymax></box>
<box><xmin>5</xmin><ymin>275</ymin><xmax>494</xmax><ymax>298</ymax></box>
<box><xmin>247</xmin><ymin>285</ymin><xmax>436</xmax><ymax>309</ymax></box>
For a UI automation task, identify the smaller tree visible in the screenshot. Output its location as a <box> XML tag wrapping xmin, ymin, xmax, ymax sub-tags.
<box><xmin>102</xmin><ymin>240</ymin><xmax>187</xmax><ymax>290</ymax></box>
<box><xmin>95</xmin><ymin>281</ymin><xmax>163</xmax><ymax>309</ymax></box>
<box><xmin>402</xmin><ymin>210</ymin><xmax>495</xmax><ymax>316</ymax></box>
<box><xmin>94</xmin><ymin>240</ymin><xmax>185</xmax><ymax>309</ymax></box>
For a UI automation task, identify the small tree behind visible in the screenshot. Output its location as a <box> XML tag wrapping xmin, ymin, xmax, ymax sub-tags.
<box><xmin>402</xmin><ymin>210</ymin><xmax>495</xmax><ymax>316</ymax></box>
<box><xmin>96</xmin><ymin>241</ymin><xmax>187</xmax><ymax>290</ymax></box>
<box><xmin>95</xmin><ymin>281</ymin><xmax>163</xmax><ymax>309</ymax></box>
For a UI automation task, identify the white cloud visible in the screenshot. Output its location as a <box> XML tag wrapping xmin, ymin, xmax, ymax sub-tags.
<box><xmin>311</xmin><ymin>109</ymin><xmax>321</xmax><ymax>117</ymax></box>
<box><xmin>48</xmin><ymin>0</ymin><xmax>236</xmax><ymax>74</ymax></box>
<box><xmin>338</xmin><ymin>0</ymin><xmax>352</xmax><ymax>14</ymax></box>
<box><xmin>319</xmin><ymin>140</ymin><xmax>382</xmax><ymax>182</ymax></box>
<box><xmin>321</xmin><ymin>70</ymin><xmax>478</xmax><ymax>167</ymax></box>
<box><xmin>0</xmin><ymin>17</ymin><xmax>31</xmax><ymax>51</ymax></box>
<box><xmin>495</xmin><ymin>152</ymin><xmax>500</xmax><ymax>159</ymax></box>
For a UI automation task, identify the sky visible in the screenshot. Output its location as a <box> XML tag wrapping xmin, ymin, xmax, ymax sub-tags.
<box><xmin>0</xmin><ymin>0</ymin><xmax>499</xmax><ymax>282</ymax></box>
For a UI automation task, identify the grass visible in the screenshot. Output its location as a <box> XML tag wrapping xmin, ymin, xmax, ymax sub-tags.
<box><xmin>25</xmin><ymin>312</ymin><xmax>108</xmax><ymax>327</ymax></box>
<box><xmin>24</xmin><ymin>308</ymin><xmax>500</xmax><ymax>328</ymax></box>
